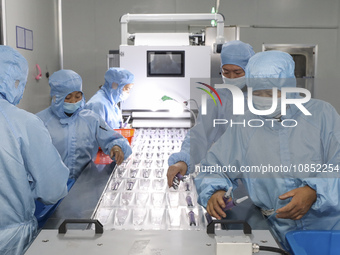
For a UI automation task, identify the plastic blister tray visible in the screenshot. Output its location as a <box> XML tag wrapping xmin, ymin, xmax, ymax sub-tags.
<box><xmin>93</xmin><ymin>128</ymin><xmax>203</xmax><ymax>231</ymax></box>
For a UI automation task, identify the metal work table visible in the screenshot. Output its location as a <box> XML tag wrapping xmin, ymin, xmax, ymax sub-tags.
<box><xmin>30</xmin><ymin>162</ymin><xmax>278</xmax><ymax>255</ymax></box>
<box><xmin>42</xmin><ymin>161</ymin><xmax>270</xmax><ymax>231</ymax></box>
<box><xmin>42</xmin><ymin>161</ymin><xmax>116</xmax><ymax>229</ymax></box>
<box><xmin>27</xmin><ymin>229</ymin><xmax>278</xmax><ymax>255</ymax></box>
<box><xmin>28</xmin><ymin>128</ymin><xmax>280</xmax><ymax>254</ymax></box>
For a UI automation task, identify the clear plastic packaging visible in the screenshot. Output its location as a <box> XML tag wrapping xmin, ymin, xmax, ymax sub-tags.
<box><xmin>93</xmin><ymin>128</ymin><xmax>205</xmax><ymax>231</ymax></box>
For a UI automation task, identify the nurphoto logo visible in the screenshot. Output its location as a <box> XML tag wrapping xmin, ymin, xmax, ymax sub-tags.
<box><xmin>196</xmin><ymin>82</ymin><xmax>222</xmax><ymax>108</ymax></box>
<box><xmin>197</xmin><ymin>83</ymin><xmax>312</xmax><ymax>128</ymax></box>
<box><xmin>200</xmin><ymin>84</ymin><xmax>311</xmax><ymax>116</ymax></box>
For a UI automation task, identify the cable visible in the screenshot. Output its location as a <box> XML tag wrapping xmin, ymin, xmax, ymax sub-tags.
<box><xmin>216</xmin><ymin>0</ymin><xmax>220</xmax><ymax>13</ymax></box>
<box><xmin>183</xmin><ymin>99</ymin><xmax>198</xmax><ymax>126</ymax></box>
<box><xmin>259</xmin><ymin>245</ymin><xmax>291</xmax><ymax>255</ymax></box>
<box><xmin>187</xmin><ymin>107</ymin><xmax>197</xmax><ymax>126</ymax></box>
<box><xmin>184</xmin><ymin>98</ymin><xmax>199</xmax><ymax>110</ymax></box>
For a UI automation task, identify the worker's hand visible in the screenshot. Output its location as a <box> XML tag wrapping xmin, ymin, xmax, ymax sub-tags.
<box><xmin>276</xmin><ymin>185</ymin><xmax>317</xmax><ymax>220</ymax></box>
<box><xmin>167</xmin><ymin>161</ymin><xmax>188</xmax><ymax>187</ymax></box>
<box><xmin>110</xmin><ymin>146</ymin><xmax>124</xmax><ymax>165</ymax></box>
<box><xmin>207</xmin><ymin>190</ymin><xmax>229</xmax><ymax>220</ymax></box>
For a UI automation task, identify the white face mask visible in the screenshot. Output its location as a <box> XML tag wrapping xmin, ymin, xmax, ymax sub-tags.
<box><xmin>118</xmin><ymin>91</ymin><xmax>129</xmax><ymax>102</ymax></box>
<box><xmin>63</xmin><ymin>100</ymin><xmax>82</xmax><ymax>114</ymax></box>
<box><xmin>252</xmin><ymin>96</ymin><xmax>282</xmax><ymax>118</ymax></box>
<box><xmin>222</xmin><ymin>75</ymin><xmax>246</xmax><ymax>89</ymax></box>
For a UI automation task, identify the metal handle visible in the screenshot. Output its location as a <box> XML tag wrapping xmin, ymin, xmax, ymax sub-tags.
<box><xmin>58</xmin><ymin>219</ymin><xmax>104</xmax><ymax>234</ymax></box>
<box><xmin>207</xmin><ymin>219</ymin><xmax>252</xmax><ymax>235</ymax></box>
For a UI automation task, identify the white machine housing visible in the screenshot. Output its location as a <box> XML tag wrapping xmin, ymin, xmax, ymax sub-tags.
<box><xmin>215</xmin><ymin>235</ymin><xmax>253</xmax><ymax>255</ymax></box>
<box><xmin>120</xmin><ymin>44</ymin><xmax>211</xmax><ymax>111</ymax></box>
<box><xmin>118</xmin><ymin>13</ymin><xmax>225</xmax><ymax>128</ymax></box>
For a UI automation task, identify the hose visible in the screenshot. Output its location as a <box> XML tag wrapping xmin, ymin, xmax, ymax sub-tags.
<box><xmin>259</xmin><ymin>245</ymin><xmax>291</xmax><ymax>255</ymax></box>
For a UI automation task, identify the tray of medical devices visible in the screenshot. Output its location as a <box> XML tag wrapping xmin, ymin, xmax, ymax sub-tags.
<box><xmin>91</xmin><ymin>128</ymin><xmax>209</xmax><ymax>231</ymax></box>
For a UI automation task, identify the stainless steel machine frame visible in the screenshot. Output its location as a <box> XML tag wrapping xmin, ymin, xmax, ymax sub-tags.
<box><xmin>262</xmin><ymin>44</ymin><xmax>318</xmax><ymax>97</ymax></box>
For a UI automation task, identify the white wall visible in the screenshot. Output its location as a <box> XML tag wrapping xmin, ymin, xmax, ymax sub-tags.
<box><xmin>61</xmin><ymin>0</ymin><xmax>340</xmax><ymax>111</ymax></box>
<box><xmin>2</xmin><ymin>0</ymin><xmax>340</xmax><ymax>112</ymax></box>
<box><xmin>5</xmin><ymin>0</ymin><xmax>59</xmax><ymax>113</ymax></box>
<box><xmin>4</xmin><ymin>0</ymin><xmax>60</xmax><ymax>113</ymax></box>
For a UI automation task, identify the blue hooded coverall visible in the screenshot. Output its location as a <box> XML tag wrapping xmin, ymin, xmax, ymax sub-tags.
<box><xmin>168</xmin><ymin>40</ymin><xmax>255</xmax><ymax>173</ymax></box>
<box><xmin>0</xmin><ymin>46</ymin><xmax>69</xmax><ymax>254</ymax></box>
<box><xmin>85</xmin><ymin>67</ymin><xmax>134</xmax><ymax>129</ymax></box>
<box><xmin>37</xmin><ymin>70</ymin><xmax>132</xmax><ymax>179</ymax></box>
<box><xmin>195</xmin><ymin>51</ymin><xmax>340</xmax><ymax>249</ymax></box>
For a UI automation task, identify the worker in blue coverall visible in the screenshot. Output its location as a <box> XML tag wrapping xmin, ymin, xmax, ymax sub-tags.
<box><xmin>0</xmin><ymin>46</ymin><xmax>69</xmax><ymax>254</ymax></box>
<box><xmin>195</xmin><ymin>50</ymin><xmax>340</xmax><ymax>249</ymax></box>
<box><xmin>85</xmin><ymin>67</ymin><xmax>134</xmax><ymax>129</ymax></box>
<box><xmin>167</xmin><ymin>40</ymin><xmax>255</xmax><ymax>187</ymax></box>
<box><xmin>37</xmin><ymin>69</ymin><xmax>132</xmax><ymax>179</ymax></box>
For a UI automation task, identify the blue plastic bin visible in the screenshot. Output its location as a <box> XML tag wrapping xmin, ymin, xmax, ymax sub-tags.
<box><xmin>286</xmin><ymin>230</ymin><xmax>340</xmax><ymax>255</ymax></box>
<box><xmin>34</xmin><ymin>178</ymin><xmax>75</xmax><ymax>228</ymax></box>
